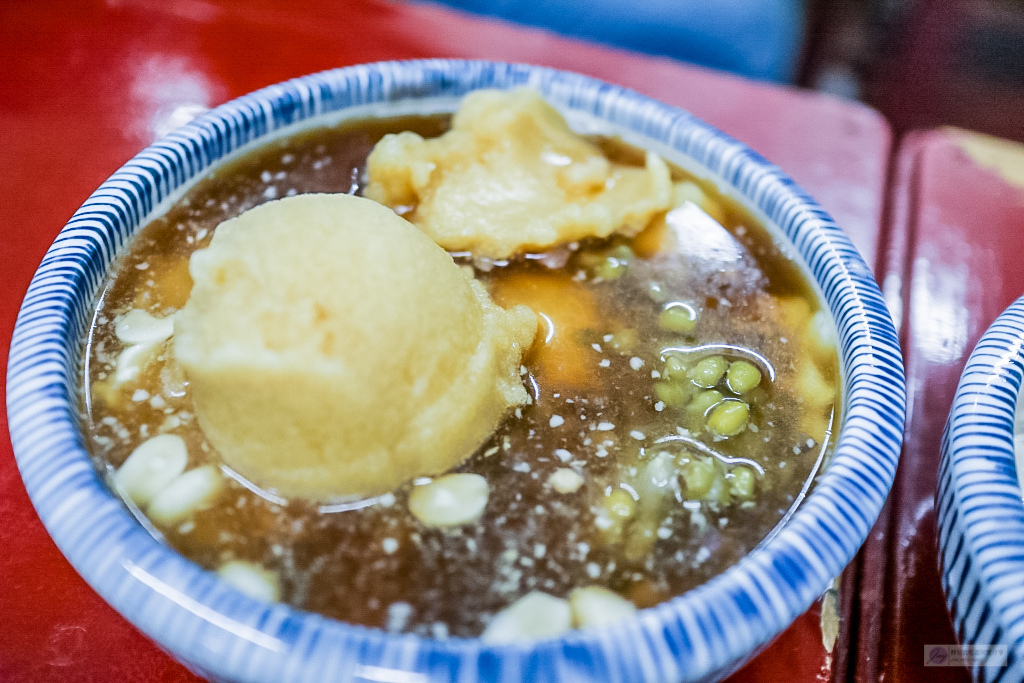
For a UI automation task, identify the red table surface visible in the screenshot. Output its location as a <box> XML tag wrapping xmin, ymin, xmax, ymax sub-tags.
<box><xmin>0</xmin><ymin>1</ymin><xmax>891</xmax><ymax>681</ymax></box>
<box><xmin>851</xmin><ymin>128</ymin><xmax>1024</xmax><ymax>683</ymax></box>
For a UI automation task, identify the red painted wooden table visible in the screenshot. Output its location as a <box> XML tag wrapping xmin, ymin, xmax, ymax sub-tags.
<box><xmin>1</xmin><ymin>0</ymin><xmax>897</xmax><ymax>680</ymax></box>
<box><xmin>850</xmin><ymin>128</ymin><xmax>1024</xmax><ymax>683</ymax></box>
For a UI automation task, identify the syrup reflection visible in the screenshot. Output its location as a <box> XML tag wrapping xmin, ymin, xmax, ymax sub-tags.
<box><xmin>664</xmin><ymin>200</ymin><xmax>744</xmax><ymax>267</ymax></box>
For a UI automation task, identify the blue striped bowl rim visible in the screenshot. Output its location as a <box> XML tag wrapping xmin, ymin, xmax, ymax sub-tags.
<box><xmin>6</xmin><ymin>60</ymin><xmax>905</xmax><ymax>682</ymax></box>
<box><xmin>939</xmin><ymin>295</ymin><xmax>1024</xmax><ymax>682</ymax></box>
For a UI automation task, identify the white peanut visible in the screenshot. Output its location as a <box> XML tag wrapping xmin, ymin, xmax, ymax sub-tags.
<box><xmin>114</xmin><ymin>434</ymin><xmax>188</xmax><ymax>507</ymax></box>
<box><xmin>408</xmin><ymin>473</ymin><xmax>489</xmax><ymax>527</ymax></box>
<box><xmin>147</xmin><ymin>465</ymin><xmax>224</xmax><ymax>526</ymax></box>
<box><xmin>113</xmin><ymin>342</ymin><xmax>163</xmax><ymax>386</ymax></box>
<box><xmin>115</xmin><ymin>309</ymin><xmax>175</xmax><ymax>345</ymax></box>
<box><xmin>218</xmin><ymin>560</ymin><xmax>281</xmax><ymax>602</ymax></box>
<box><xmin>111</xmin><ymin>309</ymin><xmax>175</xmax><ymax>386</ymax></box>
<box><xmin>548</xmin><ymin>468</ymin><xmax>584</xmax><ymax>494</ymax></box>
<box><xmin>481</xmin><ymin>591</ymin><xmax>572</xmax><ymax>644</ymax></box>
<box><xmin>569</xmin><ymin>586</ymin><xmax>637</xmax><ymax>629</ymax></box>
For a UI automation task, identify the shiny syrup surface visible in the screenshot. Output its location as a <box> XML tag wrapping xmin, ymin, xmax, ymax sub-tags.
<box><xmin>82</xmin><ymin>114</ymin><xmax>839</xmax><ymax>637</ymax></box>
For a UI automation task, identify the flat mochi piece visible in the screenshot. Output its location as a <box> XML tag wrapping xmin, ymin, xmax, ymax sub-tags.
<box><xmin>363</xmin><ymin>88</ymin><xmax>673</xmax><ymax>259</ymax></box>
<box><xmin>173</xmin><ymin>193</ymin><xmax>537</xmax><ymax>501</ymax></box>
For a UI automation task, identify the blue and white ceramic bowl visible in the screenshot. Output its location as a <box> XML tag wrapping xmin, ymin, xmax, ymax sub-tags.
<box><xmin>7</xmin><ymin>60</ymin><xmax>905</xmax><ymax>682</ymax></box>
<box><xmin>939</xmin><ymin>296</ymin><xmax>1024</xmax><ymax>682</ymax></box>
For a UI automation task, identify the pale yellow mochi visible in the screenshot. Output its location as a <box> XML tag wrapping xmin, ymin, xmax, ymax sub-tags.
<box><xmin>174</xmin><ymin>194</ymin><xmax>537</xmax><ymax>501</ymax></box>
<box><xmin>364</xmin><ymin>89</ymin><xmax>673</xmax><ymax>259</ymax></box>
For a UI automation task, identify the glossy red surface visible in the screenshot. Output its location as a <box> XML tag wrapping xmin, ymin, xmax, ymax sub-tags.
<box><xmin>1</xmin><ymin>1</ymin><xmax>893</xmax><ymax>680</ymax></box>
<box><xmin>853</xmin><ymin>128</ymin><xmax>1024</xmax><ymax>683</ymax></box>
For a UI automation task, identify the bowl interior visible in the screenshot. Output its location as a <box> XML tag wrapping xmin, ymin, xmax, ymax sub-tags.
<box><xmin>6</xmin><ymin>60</ymin><xmax>905</xmax><ymax>683</ymax></box>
